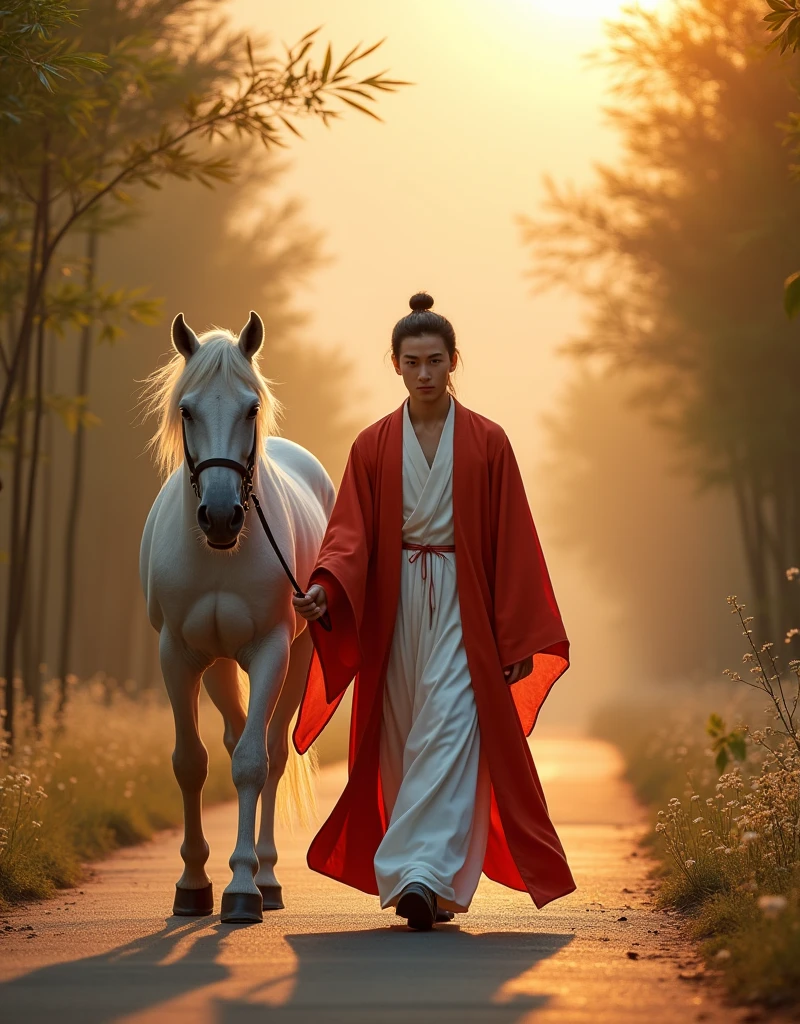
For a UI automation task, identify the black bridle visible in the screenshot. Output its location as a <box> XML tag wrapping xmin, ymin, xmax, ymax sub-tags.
<box><xmin>181</xmin><ymin>416</ymin><xmax>331</xmax><ymax>631</ymax></box>
<box><xmin>181</xmin><ymin>412</ymin><xmax>257</xmax><ymax>508</ymax></box>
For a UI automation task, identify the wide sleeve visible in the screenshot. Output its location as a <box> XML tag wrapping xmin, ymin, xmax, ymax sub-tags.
<box><xmin>293</xmin><ymin>440</ymin><xmax>374</xmax><ymax>753</ymax></box>
<box><xmin>490</xmin><ymin>435</ymin><xmax>569</xmax><ymax>736</ymax></box>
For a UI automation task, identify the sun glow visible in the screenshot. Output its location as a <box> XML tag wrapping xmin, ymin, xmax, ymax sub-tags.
<box><xmin>531</xmin><ymin>0</ymin><xmax>661</xmax><ymax>17</ymax></box>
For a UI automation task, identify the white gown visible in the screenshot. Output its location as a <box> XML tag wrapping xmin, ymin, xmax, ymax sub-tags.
<box><xmin>374</xmin><ymin>398</ymin><xmax>491</xmax><ymax>914</ymax></box>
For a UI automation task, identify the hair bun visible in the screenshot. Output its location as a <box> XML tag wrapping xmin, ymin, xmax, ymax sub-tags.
<box><xmin>409</xmin><ymin>292</ymin><xmax>434</xmax><ymax>313</ymax></box>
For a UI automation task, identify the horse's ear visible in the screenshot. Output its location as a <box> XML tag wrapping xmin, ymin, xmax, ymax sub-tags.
<box><xmin>238</xmin><ymin>311</ymin><xmax>264</xmax><ymax>362</ymax></box>
<box><xmin>171</xmin><ymin>313</ymin><xmax>199</xmax><ymax>361</ymax></box>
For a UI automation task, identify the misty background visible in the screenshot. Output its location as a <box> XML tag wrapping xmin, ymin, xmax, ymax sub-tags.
<box><xmin>5</xmin><ymin>0</ymin><xmax>792</xmax><ymax>737</ymax></box>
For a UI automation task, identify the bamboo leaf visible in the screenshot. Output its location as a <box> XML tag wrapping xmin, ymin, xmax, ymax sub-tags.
<box><xmin>278</xmin><ymin>114</ymin><xmax>303</xmax><ymax>139</ymax></box>
<box><xmin>296</xmin><ymin>25</ymin><xmax>323</xmax><ymax>44</ymax></box>
<box><xmin>337</xmin><ymin>86</ymin><xmax>376</xmax><ymax>100</ymax></box>
<box><xmin>336</xmin><ymin>94</ymin><xmax>382</xmax><ymax>121</ymax></box>
<box><xmin>348</xmin><ymin>38</ymin><xmax>385</xmax><ymax>65</ymax></box>
<box><xmin>321</xmin><ymin>43</ymin><xmax>332</xmax><ymax>83</ymax></box>
<box><xmin>334</xmin><ymin>42</ymin><xmax>361</xmax><ymax>75</ymax></box>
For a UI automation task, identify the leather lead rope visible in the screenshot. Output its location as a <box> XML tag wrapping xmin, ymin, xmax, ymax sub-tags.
<box><xmin>181</xmin><ymin>418</ymin><xmax>332</xmax><ymax>632</ymax></box>
<box><xmin>250</xmin><ymin>494</ymin><xmax>332</xmax><ymax>632</ymax></box>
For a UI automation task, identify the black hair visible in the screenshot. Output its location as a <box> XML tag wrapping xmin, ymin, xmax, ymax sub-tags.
<box><xmin>390</xmin><ymin>292</ymin><xmax>458</xmax><ymax>361</ymax></box>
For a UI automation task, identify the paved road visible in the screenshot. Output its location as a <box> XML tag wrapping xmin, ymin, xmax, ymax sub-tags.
<box><xmin>0</xmin><ymin>736</ymin><xmax>741</xmax><ymax>1024</ymax></box>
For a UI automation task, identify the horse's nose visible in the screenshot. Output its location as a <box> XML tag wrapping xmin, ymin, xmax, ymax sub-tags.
<box><xmin>197</xmin><ymin>502</ymin><xmax>245</xmax><ymax>547</ymax></box>
<box><xmin>230</xmin><ymin>504</ymin><xmax>244</xmax><ymax>532</ymax></box>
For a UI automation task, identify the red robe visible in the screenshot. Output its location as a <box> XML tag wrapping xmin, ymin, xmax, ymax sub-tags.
<box><xmin>293</xmin><ymin>399</ymin><xmax>575</xmax><ymax>908</ymax></box>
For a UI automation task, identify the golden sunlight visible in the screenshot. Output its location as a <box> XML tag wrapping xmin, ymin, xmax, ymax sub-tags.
<box><xmin>531</xmin><ymin>0</ymin><xmax>662</xmax><ymax>17</ymax></box>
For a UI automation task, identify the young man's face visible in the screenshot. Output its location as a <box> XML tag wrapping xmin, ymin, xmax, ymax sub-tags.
<box><xmin>393</xmin><ymin>333</ymin><xmax>457</xmax><ymax>403</ymax></box>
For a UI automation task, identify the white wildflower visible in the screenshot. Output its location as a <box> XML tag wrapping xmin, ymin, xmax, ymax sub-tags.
<box><xmin>758</xmin><ymin>895</ymin><xmax>788</xmax><ymax>919</ymax></box>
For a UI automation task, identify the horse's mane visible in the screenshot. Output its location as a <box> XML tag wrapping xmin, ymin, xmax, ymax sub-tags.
<box><xmin>141</xmin><ymin>328</ymin><xmax>282</xmax><ymax>481</ymax></box>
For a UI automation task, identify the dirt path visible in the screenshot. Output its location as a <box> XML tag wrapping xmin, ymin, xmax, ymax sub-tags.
<box><xmin>0</xmin><ymin>736</ymin><xmax>744</xmax><ymax>1023</ymax></box>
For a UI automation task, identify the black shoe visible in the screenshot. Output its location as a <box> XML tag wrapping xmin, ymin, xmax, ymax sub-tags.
<box><xmin>396</xmin><ymin>882</ymin><xmax>437</xmax><ymax>931</ymax></box>
<box><xmin>436</xmin><ymin>909</ymin><xmax>455</xmax><ymax>923</ymax></box>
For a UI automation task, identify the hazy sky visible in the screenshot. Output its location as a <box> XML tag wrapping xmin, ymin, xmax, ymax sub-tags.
<box><xmin>229</xmin><ymin>0</ymin><xmax>662</xmax><ymax>464</ymax></box>
<box><xmin>227</xmin><ymin>0</ymin><xmax>665</xmax><ymax>718</ymax></box>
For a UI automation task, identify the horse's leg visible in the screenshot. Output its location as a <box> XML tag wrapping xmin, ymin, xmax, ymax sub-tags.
<box><xmin>221</xmin><ymin>629</ymin><xmax>292</xmax><ymax>924</ymax></box>
<box><xmin>254</xmin><ymin>626</ymin><xmax>313</xmax><ymax>909</ymax></box>
<box><xmin>160</xmin><ymin>631</ymin><xmax>213</xmax><ymax>917</ymax></box>
<box><xmin>202</xmin><ymin>658</ymin><xmax>247</xmax><ymax>758</ymax></box>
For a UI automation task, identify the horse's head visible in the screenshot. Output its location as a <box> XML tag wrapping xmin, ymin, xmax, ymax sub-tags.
<box><xmin>146</xmin><ymin>311</ymin><xmax>280</xmax><ymax>551</ymax></box>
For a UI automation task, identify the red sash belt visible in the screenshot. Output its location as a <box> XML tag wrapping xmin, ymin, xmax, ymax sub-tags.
<box><xmin>402</xmin><ymin>542</ymin><xmax>456</xmax><ymax>628</ymax></box>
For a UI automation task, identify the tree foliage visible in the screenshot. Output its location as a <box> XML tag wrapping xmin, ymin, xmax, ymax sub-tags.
<box><xmin>0</xmin><ymin>0</ymin><xmax>407</xmax><ymax>743</ymax></box>
<box><xmin>0</xmin><ymin>0</ymin><xmax>107</xmax><ymax>118</ymax></box>
<box><xmin>764</xmin><ymin>0</ymin><xmax>800</xmax><ymax>53</ymax></box>
<box><xmin>761</xmin><ymin>2</ymin><xmax>800</xmax><ymax>316</ymax></box>
<box><xmin>523</xmin><ymin>0</ymin><xmax>800</xmax><ymax>641</ymax></box>
<box><xmin>0</xmin><ymin>6</ymin><xmax>406</xmax><ymax>439</ymax></box>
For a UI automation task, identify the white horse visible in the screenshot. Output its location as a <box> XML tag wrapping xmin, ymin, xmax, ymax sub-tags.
<box><xmin>139</xmin><ymin>311</ymin><xmax>334</xmax><ymax>924</ymax></box>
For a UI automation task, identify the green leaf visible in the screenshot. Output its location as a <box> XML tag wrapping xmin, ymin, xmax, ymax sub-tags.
<box><xmin>784</xmin><ymin>271</ymin><xmax>800</xmax><ymax>319</ymax></box>
<box><xmin>728</xmin><ymin>732</ymin><xmax>747</xmax><ymax>762</ymax></box>
<box><xmin>715</xmin><ymin>747</ymin><xmax>729</xmax><ymax>774</ymax></box>
<box><xmin>706</xmin><ymin>712</ymin><xmax>725</xmax><ymax>738</ymax></box>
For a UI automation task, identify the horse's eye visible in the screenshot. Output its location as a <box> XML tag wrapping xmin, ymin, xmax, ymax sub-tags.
<box><xmin>247</xmin><ymin>405</ymin><xmax>260</xmax><ymax>420</ymax></box>
<box><xmin>180</xmin><ymin>407</ymin><xmax>191</xmax><ymax>420</ymax></box>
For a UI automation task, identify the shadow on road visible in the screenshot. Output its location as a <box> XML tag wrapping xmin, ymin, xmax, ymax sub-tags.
<box><xmin>0</xmin><ymin>916</ymin><xmax>228</xmax><ymax>1022</ymax></box>
<box><xmin>1</xmin><ymin>919</ymin><xmax>572</xmax><ymax>1023</ymax></box>
<box><xmin>216</xmin><ymin>926</ymin><xmax>573</xmax><ymax>1024</ymax></box>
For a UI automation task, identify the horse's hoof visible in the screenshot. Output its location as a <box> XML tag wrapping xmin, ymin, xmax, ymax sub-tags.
<box><xmin>258</xmin><ymin>884</ymin><xmax>284</xmax><ymax>911</ymax></box>
<box><xmin>220</xmin><ymin>891</ymin><xmax>263</xmax><ymax>924</ymax></box>
<box><xmin>172</xmin><ymin>883</ymin><xmax>214</xmax><ymax>917</ymax></box>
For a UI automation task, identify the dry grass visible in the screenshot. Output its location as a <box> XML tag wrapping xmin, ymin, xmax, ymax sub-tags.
<box><xmin>0</xmin><ymin>679</ymin><xmax>238</xmax><ymax>909</ymax></box>
<box><xmin>0</xmin><ymin>673</ymin><xmax>352</xmax><ymax>911</ymax></box>
<box><xmin>593</xmin><ymin>681</ymin><xmax>800</xmax><ymax>1008</ymax></box>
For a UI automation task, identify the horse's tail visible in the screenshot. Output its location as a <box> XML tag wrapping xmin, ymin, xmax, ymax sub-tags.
<box><xmin>276</xmin><ymin>715</ymin><xmax>318</xmax><ymax>830</ymax></box>
<box><xmin>234</xmin><ymin>666</ymin><xmax>318</xmax><ymax>828</ymax></box>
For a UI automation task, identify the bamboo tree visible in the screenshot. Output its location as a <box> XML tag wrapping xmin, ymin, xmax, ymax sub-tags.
<box><xmin>56</xmin><ymin>228</ymin><xmax>97</xmax><ymax>713</ymax></box>
<box><xmin>3</xmin><ymin>312</ymin><xmax>32</xmax><ymax>734</ymax></box>
<box><xmin>2</xmin><ymin>132</ymin><xmax>49</xmax><ymax>734</ymax></box>
<box><xmin>30</xmin><ymin>329</ymin><xmax>56</xmax><ymax>724</ymax></box>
